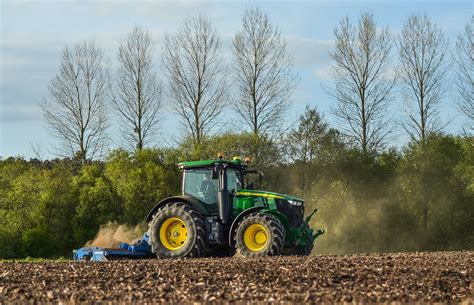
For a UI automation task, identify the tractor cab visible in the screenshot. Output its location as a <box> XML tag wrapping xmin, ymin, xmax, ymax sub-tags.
<box><xmin>181</xmin><ymin>164</ymin><xmax>243</xmax><ymax>206</ymax></box>
<box><xmin>178</xmin><ymin>157</ymin><xmax>255</xmax><ymax>223</ymax></box>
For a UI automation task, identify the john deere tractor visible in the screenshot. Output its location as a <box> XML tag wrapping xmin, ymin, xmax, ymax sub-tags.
<box><xmin>145</xmin><ymin>157</ymin><xmax>324</xmax><ymax>258</ymax></box>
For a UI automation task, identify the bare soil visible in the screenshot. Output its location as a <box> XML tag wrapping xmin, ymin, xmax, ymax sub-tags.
<box><xmin>1</xmin><ymin>251</ymin><xmax>472</xmax><ymax>303</ymax></box>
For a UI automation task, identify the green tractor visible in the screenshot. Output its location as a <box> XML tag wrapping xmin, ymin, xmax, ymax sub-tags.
<box><xmin>146</xmin><ymin>157</ymin><xmax>324</xmax><ymax>258</ymax></box>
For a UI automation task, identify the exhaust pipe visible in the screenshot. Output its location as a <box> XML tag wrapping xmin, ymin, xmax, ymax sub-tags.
<box><xmin>218</xmin><ymin>166</ymin><xmax>231</xmax><ymax>224</ymax></box>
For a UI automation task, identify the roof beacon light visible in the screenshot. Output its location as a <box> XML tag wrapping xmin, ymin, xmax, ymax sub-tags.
<box><xmin>217</xmin><ymin>152</ymin><xmax>224</xmax><ymax>160</ymax></box>
<box><xmin>244</xmin><ymin>156</ymin><xmax>252</xmax><ymax>164</ymax></box>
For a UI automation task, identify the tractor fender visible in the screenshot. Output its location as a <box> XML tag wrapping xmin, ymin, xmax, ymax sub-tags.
<box><xmin>145</xmin><ymin>196</ymin><xmax>210</xmax><ymax>222</ymax></box>
<box><xmin>228</xmin><ymin>206</ymin><xmax>266</xmax><ymax>246</ymax></box>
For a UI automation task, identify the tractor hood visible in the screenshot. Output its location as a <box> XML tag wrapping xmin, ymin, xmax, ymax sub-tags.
<box><xmin>236</xmin><ymin>189</ymin><xmax>304</xmax><ymax>203</ymax></box>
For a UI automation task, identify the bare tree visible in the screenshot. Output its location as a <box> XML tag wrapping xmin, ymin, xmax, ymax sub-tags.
<box><xmin>113</xmin><ymin>26</ymin><xmax>162</xmax><ymax>150</ymax></box>
<box><xmin>232</xmin><ymin>8</ymin><xmax>297</xmax><ymax>135</ymax></box>
<box><xmin>454</xmin><ymin>16</ymin><xmax>474</xmax><ymax>126</ymax></box>
<box><xmin>162</xmin><ymin>15</ymin><xmax>226</xmax><ymax>144</ymax></box>
<box><xmin>398</xmin><ymin>15</ymin><xmax>449</xmax><ymax>141</ymax></box>
<box><xmin>41</xmin><ymin>41</ymin><xmax>109</xmax><ymax>163</ymax></box>
<box><xmin>329</xmin><ymin>13</ymin><xmax>395</xmax><ymax>154</ymax></box>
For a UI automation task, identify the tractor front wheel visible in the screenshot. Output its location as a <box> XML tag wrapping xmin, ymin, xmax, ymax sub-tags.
<box><xmin>235</xmin><ymin>213</ymin><xmax>285</xmax><ymax>257</ymax></box>
<box><xmin>148</xmin><ymin>202</ymin><xmax>206</xmax><ymax>258</ymax></box>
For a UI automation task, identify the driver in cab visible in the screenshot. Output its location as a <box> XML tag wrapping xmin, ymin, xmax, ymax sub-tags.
<box><xmin>199</xmin><ymin>172</ymin><xmax>217</xmax><ymax>203</ymax></box>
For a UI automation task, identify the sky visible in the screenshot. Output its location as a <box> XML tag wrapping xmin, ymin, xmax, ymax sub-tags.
<box><xmin>0</xmin><ymin>0</ymin><xmax>472</xmax><ymax>159</ymax></box>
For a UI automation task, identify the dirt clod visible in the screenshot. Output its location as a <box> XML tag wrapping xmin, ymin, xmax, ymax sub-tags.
<box><xmin>0</xmin><ymin>251</ymin><xmax>472</xmax><ymax>303</ymax></box>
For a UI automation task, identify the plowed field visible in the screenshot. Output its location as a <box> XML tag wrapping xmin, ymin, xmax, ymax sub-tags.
<box><xmin>1</xmin><ymin>251</ymin><xmax>472</xmax><ymax>303</ymax></box>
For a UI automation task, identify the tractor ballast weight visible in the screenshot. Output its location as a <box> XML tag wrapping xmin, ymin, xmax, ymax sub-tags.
<box><xmin>73</xmin><ymin>157</ymin><xmax>324</xmax><ymax>260</ymax></box>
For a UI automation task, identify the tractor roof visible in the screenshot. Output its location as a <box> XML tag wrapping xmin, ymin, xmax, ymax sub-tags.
<box><xmin>178</xmin><ymin>158</ymin><xmax>243</xmax><ymax>169</ymax></box>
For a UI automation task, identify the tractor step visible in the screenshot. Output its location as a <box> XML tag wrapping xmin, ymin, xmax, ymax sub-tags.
<box><xmin>73</xmin><ymin>233</ymin><xmax>153</xmax><ymax>261</ymax></box>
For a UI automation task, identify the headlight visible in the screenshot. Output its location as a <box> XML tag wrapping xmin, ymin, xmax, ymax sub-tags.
<box><xmin>288</xmin><ymin>200</ymin><xmax>304</xmax><ymax>206</ymax></box>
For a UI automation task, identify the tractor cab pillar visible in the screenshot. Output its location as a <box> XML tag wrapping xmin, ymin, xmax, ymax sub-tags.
<box><xmin>216</xmin><ymin>164</ymin><xmax>231</xmax><ymax>224</ymax></box>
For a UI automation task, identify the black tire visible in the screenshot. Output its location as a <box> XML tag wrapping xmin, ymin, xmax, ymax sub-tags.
<box><xmin>148</xmin><ymin>202</ymin><xmax>206</xmax><ymax>258</ymax></box>
<box><xmin>234</xmin><ymin>213</ymin><xmax>285</xmax><ymax>257</ymax></box>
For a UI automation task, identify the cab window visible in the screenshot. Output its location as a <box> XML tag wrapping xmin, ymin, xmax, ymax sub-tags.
<box><xmin>227</xmin><ymin>169</ymin><xmax>242</xmax><ymax>192</ymax></box>
<box><xmin>183</xmin><ymin>169</ymin><xmax>217</xmax><ymax>205</ymax></box>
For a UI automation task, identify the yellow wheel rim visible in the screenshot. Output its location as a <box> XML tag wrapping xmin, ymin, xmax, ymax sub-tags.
<box><xmin>243</xmin><ymin>224</ymin><xmax>268</xmax><ymax>252</ymax></box>
<box><xmin>159</xmin><ymin>217</ymin><xmax>188</xmax><ymax>250</ymax></box>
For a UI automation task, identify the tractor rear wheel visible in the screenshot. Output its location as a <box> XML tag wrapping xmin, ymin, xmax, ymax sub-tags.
<box><xmin>148</xmin><ymin>202</ymin><xmax>206</xmax><ymax>258</ymax></box>
<box><xmin>235</xmin><ymin>213</ymin><xmax>285</xmax><ymax>257</ymax></box>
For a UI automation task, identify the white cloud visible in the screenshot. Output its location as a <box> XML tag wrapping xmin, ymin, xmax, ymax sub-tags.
<box><xmin>284</xmin><ymin>35</ymin><xmax>334</xmax><ymax>81</ymax></box>
<box><xmin>132</xmin><ymin>0</ymin><xmax>214</xmax><ymax>22</ymax></box>
<box><xmin>0</xmin><ymin>104</ymin><xmax>42</xmax><ymax>123</ymax></box>
<box><xmin>285</xmin><ymin>35</ymin><xmax>334</xmax><ymax>67</ymax></box>
<box><xmin>313</xmin><ymin>64</ymin><xmax>333</xmax><ymax>81</ymax></box>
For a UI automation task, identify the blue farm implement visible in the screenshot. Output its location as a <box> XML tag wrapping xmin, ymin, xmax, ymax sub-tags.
<box><xmin>73</xmin><ymin>234</ymin><xmax>153</xmax><ymax>261</ymax></box>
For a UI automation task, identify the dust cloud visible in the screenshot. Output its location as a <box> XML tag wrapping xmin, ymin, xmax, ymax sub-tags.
<box><xmin>85</xmin><ymin>222</ymin><xmax>145</xmax><ymax>248</ymax></box>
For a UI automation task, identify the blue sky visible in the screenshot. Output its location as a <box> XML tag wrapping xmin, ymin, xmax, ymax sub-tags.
<box><xmin>0</xmin><ymin>0</ymin><xmax>472</xmax><ymax>159</ymax></box>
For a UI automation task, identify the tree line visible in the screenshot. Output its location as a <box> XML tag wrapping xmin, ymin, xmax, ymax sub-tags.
<box><xmin>40</xmin><ymin>10</ymin><xmax>472</xmax><ymax>161</ymax></box>
<box><xmin>1</xmin><ymin>126</ymin><xmax>472</xmax><ymax>258</ymax></box>
<box><xmin>0</xmin><ymin>9</ymin><xmax>472</xmax><ymax>258</ymax></box>
<box><xmin>41</xmin><ymin>9</ymin><xmax>298</xmax><ymax>162</ymax></box>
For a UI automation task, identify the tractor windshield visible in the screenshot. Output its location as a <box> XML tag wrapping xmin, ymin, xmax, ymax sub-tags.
<box><xmin>183</xmin><ymin>169</ymin><xmax>217</xmax><ymax>205</ymax></box>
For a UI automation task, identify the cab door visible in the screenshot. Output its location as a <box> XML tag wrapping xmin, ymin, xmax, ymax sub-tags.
<box><xmin>182</xmin><ymin>168</ymin><xmax>218</xmax><ymax>213</ymax></box>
